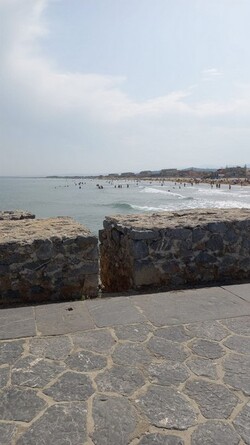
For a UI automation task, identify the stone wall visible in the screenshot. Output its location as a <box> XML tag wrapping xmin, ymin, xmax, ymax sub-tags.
<box><xmin>0</xmin><ymin>217</ymin><xmax>99</xmax><ymax>304</ymax></box>
<box><xmin>100</xmin><ymin>209</ymin><xmax>250</xmax><ymax>292</ymax></box>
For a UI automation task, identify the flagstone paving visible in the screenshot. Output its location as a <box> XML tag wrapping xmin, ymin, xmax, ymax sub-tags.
<box><xmin>0</xmin><ymin>284</ymin><xmax>250</xmax><ymax>444</ymax></box>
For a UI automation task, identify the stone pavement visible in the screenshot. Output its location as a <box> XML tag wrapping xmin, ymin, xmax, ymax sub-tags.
<box><xmin>0</xmin><ymin>284</ymin><xmax>250</xmax><ymax>445</ymax></box>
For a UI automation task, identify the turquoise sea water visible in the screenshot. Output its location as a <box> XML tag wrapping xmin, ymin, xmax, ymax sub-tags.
<box><xmin>1</xmin><ymin>177</ymin><xmax>250</xmax><ymax>233</ymax></box>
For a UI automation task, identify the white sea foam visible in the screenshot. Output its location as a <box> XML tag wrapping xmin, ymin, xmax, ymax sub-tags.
<box><xmin>141</xmin><ymin>187</ymin><xmax>184</xmax><ymax>198</ymax></box>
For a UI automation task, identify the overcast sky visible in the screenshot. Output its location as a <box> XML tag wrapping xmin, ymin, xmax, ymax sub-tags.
<box><xmin>1</xmin><ymin>0</ymin><xmax>250</xmax><ymax>176</ymax></box>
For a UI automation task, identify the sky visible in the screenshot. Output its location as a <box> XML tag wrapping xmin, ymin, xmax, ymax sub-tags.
<box><xmin>0</xmin><ymin>0</ymin><xmax>250</xmax><ymax>176</ymax></box>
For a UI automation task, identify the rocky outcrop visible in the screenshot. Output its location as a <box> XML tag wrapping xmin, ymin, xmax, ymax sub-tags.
<box><xmin>0</xmin><ymin>217</ymin><xmax>98</xmax><ymax>304</ymax></box>
<box><xmin>99</xmin><ymin>209</ymin><xmax>250</xmax><ymax>292</ymax></box>
<box><xmin>0</xmin><ymin>210</ymin><xmax>35</xmax><ymax>220</ymax></box>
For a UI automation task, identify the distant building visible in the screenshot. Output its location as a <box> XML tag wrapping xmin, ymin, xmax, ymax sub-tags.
<box><xmin>120</xmin><ymin>172</ymin><xmax>135</xmax><ymax>177</ymax></box>
<box><xmin>160</xmin><ymin>169</ymin><xmax>178</xmax><ymax>177</ymax></box>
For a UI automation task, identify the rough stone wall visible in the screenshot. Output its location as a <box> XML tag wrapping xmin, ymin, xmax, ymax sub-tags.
<box><xmin>100</xmin><ymin>209</ymin><xmax>250</xmax><ymax>292</ymax></box>
<box><xmin>0</xmin><ymin>217</ymin><xmax>99</xmax><ymax>304</ymax></box>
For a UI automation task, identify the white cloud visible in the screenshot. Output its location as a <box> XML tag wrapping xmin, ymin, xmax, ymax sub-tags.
<box><xmin>0</xmin><ymin>0</ymin><xmax>249</xmax><ymax>175</ymax></box>
<box><xmin>201</xmin><ymin>68</ymin><xmax>223</xmax><ymax>81</ymax></box>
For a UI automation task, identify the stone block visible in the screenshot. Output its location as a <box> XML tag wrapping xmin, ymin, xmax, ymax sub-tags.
<box><xmin>0</xmin><ymin>217</ymin><xmax>99</xmax><ymax>304</ymax></box>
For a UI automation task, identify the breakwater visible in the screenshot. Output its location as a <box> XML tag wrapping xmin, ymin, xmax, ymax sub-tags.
<box><xmin>1</xmin><ymin>209</ymin><xmax>250</xmax><ymax>304</ymax></box>
<box><xmin>100</xmin><ymin>209</ymin><xmax>250</xmax><ymax>292</ymax></box>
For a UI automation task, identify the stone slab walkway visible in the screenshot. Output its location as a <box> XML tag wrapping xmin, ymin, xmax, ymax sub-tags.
<box><xmin>0</xmin><ymin>284</ymin><xmax>250</xmax><ymax>445</ymax></box>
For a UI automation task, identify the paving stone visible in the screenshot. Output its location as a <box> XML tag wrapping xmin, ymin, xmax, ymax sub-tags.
<box><xmin>154</xmin><ymin>325</ymin><xmax>191</xmax><ymax>343</ymax></box>
<box><xmin>223</xmin><ymin>353</ymin><xmax>250</xmax><ymax>395</ymax></box>
<box><xmin>223</xmin><ymin>335</ymin><xmax>250</xmax><ymax>354</ymax></box>
<box><xmin>220</xmin><ymin>316</ymin><xmax>250</xmax><ymax>336</ymax></box>
<box><xmin>0</xmin><ymin>340</ymin><xmax>24</xmax><ymax>366</ymax></box>
<box><xmin>0</xmin><ymin>306</ymin><xmax>36</xmax><ymax>340</ymax></box>
<box><xmin>132</xmin><ymin>287</ymin><xmax>250</xmax><ymax>326</ymax></box>
<box><xmin>16</xmin><ymin>402</ymin><xmax>87</xmax><ymax>445</ymax></box>
<box><xmin>35</xmin><ymin>301</ymin><xmax>95</xmax><ymax>336</ymax></box>
<box><xmin>186</xmin><ymin>320</ymin><xmax>228</xmax><ymax>341</ymax></box>
<box><xmin>0</xmin><ymin>365</ymin><xmax>10</xmax><ymax>388</ymax></box>
<box><xmin>147</xmin><ymin>337</ymin><xmax>188</xmax><ymax>362</ymax></box>
<box><xmin>11</xmin><ymin>355</ymin><xmax>65</xmax><ymax>388</ymax></box>
<box><xmin>112</xmin><ymin>343</ymin><xmax>152</xmax><ymax>366</ymax></box>
<box><xmin>223</xmin><ymin>283</ymin><xmax>250</xmax><ymax>302</ymax></box>
<box><xmin>86</xmin><ymin>297</ymin><xmax>145</xmax><ymax>327</ymax></box>
<box><xmin>233</xmin><ymin>402</ymin><xmax>250</xmax><ymax>445</ymax></box>
<box><xmin>138</xmin><ymin>434</ymin><xmax>184</xmax><ymax>445</ymax></box>
<box><xmin>186</xmin><ymin>358</ymin><xmax>218</xmax><ymax>379</ymax></box>
<box><xmin>95</xmin><ymin>365</ymin><xmax>145</xmax><ymax>396</ymax></box>
<box><xmin>71</xmin><ymin>329</ymin><xmax>116</xmax><ymax>353</ymax></box>
<box><xmin>114</xmin><ymin>323</ymin><xmax>152</xmax><ymax>342</ymax></box>
<box><xmin>137</xmin><ymin>385</ymin><xmax>197</xmax><ymax>430</ymax></box>
<box><xmin>184</xmin><ymin>379</ymin><xmax>238</xmax><ymax>419</ymax></box>
<box><xmin>91</xmin><ymin>394</ymin><xmax>138</xmax><ymax>445</ymax></box>
<box><xmin>189</xmin><ymin>339</ymin><xmax>225</xmax><ymax>359</ymax></box>
<box><xmin>191</xmin><ymin>421</ymin><xmax>240</xmax><ymax>445</ymax></box>
<box><xmin>0</xmin><ymin>387</ymin><xmax>46</xmax><ymax>422</ymax></box>
<box><xmin>29</xmin><ymin>336</ymin><xmax>72</xmax><ymax>360</ymax></box>
<box><xmin>44</xmin><ymin>371</ymin><xmax>94</xmax><ymax>401</ymax></box>
<box><xmin>146</xmin><ymin>362</ymin><xmax>190</xmax><ymax>386</ymax></box>
<box><xmin>0</xmin><ymin>424</ymin><xmax>18</xmax><ymax>445</ymax></box>
<box><xmin>66</xmin><ymin>350</ymin><xmax>107</xmax><ymax>372</ymax></box>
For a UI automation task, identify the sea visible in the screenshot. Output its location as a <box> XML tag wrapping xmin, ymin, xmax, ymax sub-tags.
<box><xmin>1</xmin><ymin>176</ymin><xmax>250</xmax><ymax>234</ymax></box>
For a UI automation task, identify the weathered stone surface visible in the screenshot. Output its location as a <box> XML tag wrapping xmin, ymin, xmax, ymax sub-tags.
<box><xmin>86</xmin><ymin>297</ymin><xmax>145</xmax><ymax>327</ymax></box>
<box><xmin>91</xmin><ymin>394</ymin><xmax>138</xmax><ymax>445</ymax></box>
<box><xmin>35</xmin><ymin>301</ymin><xmax>95</xmax><ymax>336</ymax></box>
<box><xmin>220</xmin><ymin>316</ymin><xmax>250</xmax><ymax>335</ymax></box>
<box><xmin>100</xmin><ymin>209</ymin><xmax>250</xmax><ymax>292</ymax></box>
<box><xmin>71</xmin><ymin>329</ymin><xmax>115</xmax><ymax>353</ymax></box>
<box><xmin>186</xmin><ymin>358</ymin><xmax>218</xmax><ymax>379</ymax></box>
<box><xmin>66</xmin><ymin>350</ymin><xmax>107</xmax><ymax>372</ymax></box>
<box><xmin>114</xmin><ymin>323</ymin><xmax>152</xmax><ymax>342</ymax></box>
<box><xmin>154</xmin><ymin>325</ymin><xmax>191</xmax><ymax>343</ymax></box>
<box><xmin>112</xmin><ymin>343</ymin><xmax>152</xmax><ymax>366</ymax></box>
<box><xmin>0</xmin><ymin>340</ymin><xmax>24</xmax><ymax>365</ymax></box>
<box><xmin>132</xmin><ymin>287</ymin><xmax>250</xmax><ymax>326</ymax></box>
<box><xmin>223</xmin><ymin>284</ymin><xmax>250</xmax><ymax>303</ymax></box>
<box><xmin>233</xmin><ymin>402</ymin><xmax>250</xmax><ymax>445</ymax></box>
<box><xmin>146</xmin><ymin>362</ymin><xmax>190</xmax><ymax>386</ymax></box>
<box><xmin>190</xmin><ymin>339</ymin><xmax>225</xmax><ymax>359</ymax></box>
<box><xmin>95</xmin><ymin>365</ymin><xmax>145</xmax><ymax>395</ymax></box>
<box><xmin>0</xmin><ymin>217</ymin><xmax>99</xmax><ymax>304</ymax></box>
<box><xmin>223</xmin><ymin>335</ymin><xmax>250</xmax><ymax>354</ymax></box>
<box><xmin>44</xmin><ymin>371</ymin><xmax>94</xmax><ymax>401</ymax></box>
<box><xmin>185</xmin><ymin>380</ymin><xmax>238</xmax><ymax>419</ymax></box>
<box><xmin>191</xmin><ymin>421</ymin><xmax>240</xmax><ymax>445</ymax></box>
<box><xmin>16</xmin><ymin>402</ymin><xmax>87</xmax><ymax>445</ymax></box>
<box><xmin>0</xmin><ymin>210</ymin><xmax>35</xmax><ymax>220</ymax></box>
<box><xmin>138</xmin><ymin>434</ymin><xmax>184</xmax><ymax>445</ymax></box>
<box><xmin>0</xmin><ymin>387</ymin><xmax>46</xmax><ymax>421</ymax></box>
<box><xmin>137</xmin><ymin>385</ymin><xmax>197</xmax><ymax>430</ymax></box>
<box><xmin>223</xmin><ymin>353</ymin><xmax>250</xmax><ymax>395</ymax></box>
<box><xmin>186</xmin><ymin>321</ymin><xmax>228</xmax><ymax>341</ymax></box>
<box><xmin>0</xmin><ymin>366</ymin><xmax>10</xmax><ymax>388</ymax></box>
<box><xmin>0</xmin><ymin>306</ymin><xmax>36</xmax><ymax>340</ymax></box>
<box><xmin>12</xmin><ymin>356</ymin><xmax>65</xmax><ymax>387</ymax></box>
<box><xmin>0</xmin><ymin>424</ymin><xmax>18</xmax><ymax>445</ymax></box>
<box><xmin>147</xmin><ymin>337</ymin><xmax>188</xmax><ymax>362</ymax></box>
<box><xmin>29</xmin><ymin>336</ymin><xmax>72</xmax><ymax>360</ymax></box>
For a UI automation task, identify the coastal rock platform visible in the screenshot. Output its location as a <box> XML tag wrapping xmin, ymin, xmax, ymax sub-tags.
<box><xmin>0</xmin><ymin>283</ymin><xmax>249</xmax><ymax>444</ymax></box>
